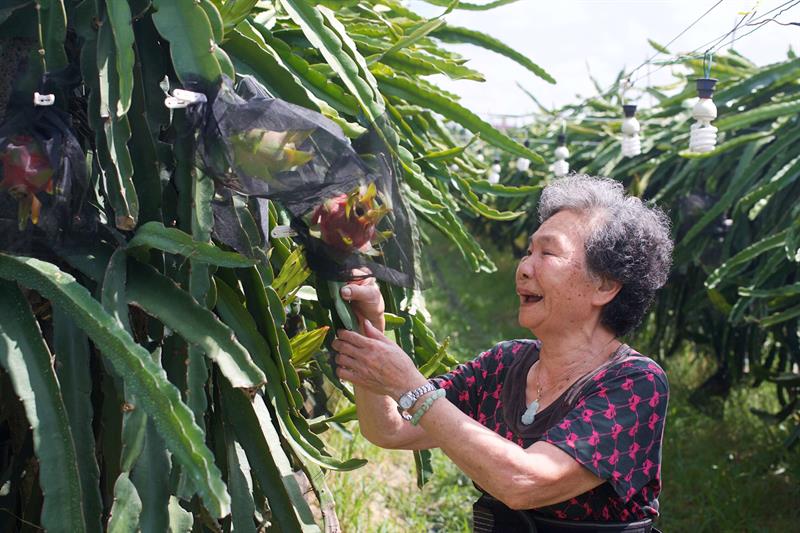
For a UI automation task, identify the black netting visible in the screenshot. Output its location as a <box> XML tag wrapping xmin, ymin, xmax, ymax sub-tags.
<box><xmin>0</xmin><ymin>105</ymin><xmax>96</xmax><ymax>256</ymax></box>
<box><xmin>188</xmin><ymin>76</ymin><xmax>422</xmax><ymax>288</ymax></box>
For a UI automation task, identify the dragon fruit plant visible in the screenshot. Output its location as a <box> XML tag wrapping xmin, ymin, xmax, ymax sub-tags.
<box><xmin>310</xmin><ymin>182</ymin><xmax>392</xmax><ymax>254</ymax></box>
<box><xmin>0</xmin><ymin>135</ymin><xmax>54</xmax><ymax>229</ymax></box>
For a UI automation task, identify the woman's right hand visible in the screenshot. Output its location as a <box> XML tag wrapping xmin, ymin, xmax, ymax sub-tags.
<box><xmin>340</xmin><ymin>272</ymin><xmax>386</xmax><ymax>333</ymax></box>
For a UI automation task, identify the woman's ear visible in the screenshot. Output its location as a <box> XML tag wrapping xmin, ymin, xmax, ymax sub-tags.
<box><xmin>593</xmin><ymin>276</ymin><xmax>622</xmax><ymax>306</ymax></box>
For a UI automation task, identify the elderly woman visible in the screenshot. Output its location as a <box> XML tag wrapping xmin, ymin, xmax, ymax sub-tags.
<box><xmin>332</xmin><ymin>175</ymin><xmax>673</xmax><ymax>532</ymax></box>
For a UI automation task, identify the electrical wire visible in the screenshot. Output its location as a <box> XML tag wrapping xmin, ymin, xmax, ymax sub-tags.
<box><xmin>624</xmin><ymin>0</ymin><xmax>727</xmax><ymax>83</ymax></box>
<box><xmin>625</xmin><ymin>0</ymin><xmax>800</xmax><ymax>87</ymax></box>
<box><xmin>512</xmin><ymin>1</ymin><xmax>799</xmax><ymax>124</ymax></box>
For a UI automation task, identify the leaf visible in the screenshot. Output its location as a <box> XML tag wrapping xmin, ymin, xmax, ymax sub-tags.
<box><xmin>107</xmin><ymin>473</ymin><xmax>141</xmax><ymax>533</ymax></box>
<box><xmin>290</xmin><ymin>326</ymin><xmax>331</xmax><ymax>366</ymax></box>
<box><xmin>738</xmin><ymin>282</ymin><xmax>800</xmax><ymax>298</ymax></box>
<box><xmin>416</xmin><ymin>135</ymin><xmax>477</xmax><ymax>161</ymax></box>
<box><xmin>453</xmin><ymin>175</ymin><xmax>524</xmax><ymax>220</ymax></box>
<box><xmin>414</xmin><ymin>449</ymin><xmax>434</xmax><ymax>488</ymax></box>
<box><xmin>705</xmin><ymin>229</ymin><xmax>790</xmax><ymax>289</ymax></box>
<box><xmin>715</xmin><ymin>99</ymin><xmax>800</xmax><ymax>131</ymax></box>
<box><xmin>769</xmin><ymin>373</ymin><xmax>800</xmax><ymax>386</ymax></box>
<box><xmin>384</xmin><ymin>312</ymin><xmax>406</xmax><ymax>329</ymax></box>
<box><xmin>213</xmin><ymin>0</ymin><xmax>259</xmax><ymax>37</ymax></box>
<box><xmin>226</xmin><ymin>24</ymin><xmax>319</xmax><ymax>110</ymax></box>
<box><xmin>221</xmin><ymin>380</ymin><xmax>321</xmax><ymax>533</ymax></box>
<box><xmin>273</xmin><ymin>246</ymin><xmax>311</xmax><ymax>300</ymax></box>
<box><xmin>126</xmin><ymin>261</ymin><xmax>266</xmax><ymax>389</ymax></box>
<box><xmin>0</xmin><ymin>280</ymin><xmax>86</xmax><ymax>533</ymax></box>
<box><xmin>281</xmin><ymin>0</ymin><xmax>384</xmax><ymax>120</ymax></box>
<box><xmin>431</xmin><ymin>24</ymin><xmax>555</xmax><ymax>84</ymax></box>
<box><xmin>329</xmin><ymin>281</ymin><xmax>357</xmax><ymax>331</ymax></box>
<box><xmin>168</xmin><ymin>497</ymin><xmax>193</xmax><ymax>532</ymax></box>
<box><xmin>377</xmin><ymin>18</ymin><xmax>445</xmax><ymax>61</ymax></box>
<box><xmin>225</xmin><ymin>436</ymin><xmax>257</xmax><ymax>533</ymax></box>
<box><xmin>53</xmin><ymin>308</ymin><xmax>103</xmax><ymax>533</ymax></box>
<box><xmin>376</xmin><ymin>71</ymin><xmax>542</xmax><ymax>162</ymax></box>
<box><xmin>419</xmin><ymin>0</ymin><xmax>521</xmax><ymax>11</ymax></box>
<box><xmin>215</xmin><ymin>280</ymin><xmax>365</xmax><ymax>471</ymax></box>
<box><xmin>0</xmin><ymin>254</ymin><xmax>231</xmax><ymax>517</ymax></box>
<box><xmin>760</xmin><ymin>304</ymin><xmax>800</xmax><ymax>328</ymax></box>
<box><xmin>105</xmin><ymin>0</ymin><xmax>135</xmax><ymax>115</ymax></box>
<box><xmin>737</xmin><ymin>154</ymin><xmax>800</xmax><ymax>212</ymax></box>
<box><xmin>647</xmin><ymin>38</ymin><xmax>670</xmax><ymax>54</ymax></box>
<box><xmin>152</xmin><ymin>0</ymin><xmax>222</xmax><ymax>85</ymax></box>
<box><xmin>464</xmin><ymin>179</ymin><xmax>542</xmax><ymax>197</ymax></box>
<box><xmin>128</xmin><ymin>222</ymin><xmax>257</xmax><ymax>267</ymax></box>
<box><xmin>37</xmin><ymin>0</ymin><xmax>68</xmax><ymax>70</ymax></box>
<box><xmin>198</xmin><ymin>0</ymin><xmax>224</xmax><ymax>44</ymax></box>
<box><xmin>96</xmin><ymin>19</ymin><xmax>139</xmax><ymax>230</ymax></box>
<box><xmin>715</xmin><ymin>57</ymin><xmax>800</xmax><ymax>104</ymax></box>
<box><xmin>130</xmin><ymin>415</ymin><xmax>171</xmax><ymax>533</ymax></box>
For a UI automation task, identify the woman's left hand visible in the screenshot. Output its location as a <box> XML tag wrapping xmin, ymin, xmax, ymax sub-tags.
<box><xmin>332</xmin><ymin>320</ymin><xmax>428</xmax><ymax>400</ymax></box>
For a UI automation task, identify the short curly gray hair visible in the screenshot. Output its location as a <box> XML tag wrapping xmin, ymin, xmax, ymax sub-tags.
<box><xmin>538</xmin><ymin>174</ymin><xmax>673</xmax><ymax>337</ymax></box>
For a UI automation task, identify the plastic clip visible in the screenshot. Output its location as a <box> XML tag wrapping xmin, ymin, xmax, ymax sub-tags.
<box><xmin>164</xmin><ymin>88</ymin><xmax>207</xmax><ymax>109</ymax></box>
<box><xmin>33</xmin><ymin>92</ymin><xmax>55</xmax><ymax>106</ymax></box>
<box><xmin>270</xmin><ymin>225</ymin><xmax>298</xmax><ymax>239</ymax></box>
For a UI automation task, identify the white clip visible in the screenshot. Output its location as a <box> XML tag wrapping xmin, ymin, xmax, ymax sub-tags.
<box><xmin>164</xmin><ymin>88</ymin><xmax>207</xmax><ymax>109</ymax></box>
<box><xmin>271</xmin><ymin>225</ymin><xmax>298</xmax><ymax>239</ymax></box>
<box><xmin>33</xmin><ymin>92</ymin><xmax>55</xmax><ymax>106</ymax></box>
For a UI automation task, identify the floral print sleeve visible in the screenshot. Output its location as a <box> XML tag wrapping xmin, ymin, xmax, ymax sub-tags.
<box><xmin>429</xmin><ymin>340</ymin><xmax>532</xmax><ymax>419</ymax></box>
<box><xmin>541</xmin><ymin>357</ymin><xmax>669</xmax><ymax>518</ymax></box>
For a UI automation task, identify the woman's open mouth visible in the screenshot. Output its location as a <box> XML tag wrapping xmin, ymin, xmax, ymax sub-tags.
<box><xmin>519</xmin><ymin>292</ymin><xmax>543</xmax><ymax>304</ymax></box>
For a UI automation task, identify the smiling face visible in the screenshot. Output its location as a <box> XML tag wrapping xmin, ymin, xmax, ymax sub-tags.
<box><xmin>516</xmin><ymin>209</ymin><xmax>616</xmax><ymax>337</ymax></box>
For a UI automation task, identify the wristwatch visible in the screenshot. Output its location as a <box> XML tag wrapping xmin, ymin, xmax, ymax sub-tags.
<box><xmin>397</xmin><ymin>382</ymin><xmax>436</xmax><ymax>420</ymax></box>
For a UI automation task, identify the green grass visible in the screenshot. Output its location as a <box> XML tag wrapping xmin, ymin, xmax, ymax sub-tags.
<box><xmin>326</xmin><ymin>228</ymin><xmax>800</xmax><ymax>532</ymax></box>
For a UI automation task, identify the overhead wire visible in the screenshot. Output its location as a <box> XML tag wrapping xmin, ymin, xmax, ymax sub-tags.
<box><xmin>624</xmin><ymin>0</ymin><xmax>727</xmax><ymax>84</ymax></box>
<box><xmin>627</xmin><ymin>0</ymin><xmax>800</xmax><ymax>86</ymax></box>
<box><xmin>511</xmin><ymin>1</ymin><xmax>800</xmax><ymax>127</ymax></box>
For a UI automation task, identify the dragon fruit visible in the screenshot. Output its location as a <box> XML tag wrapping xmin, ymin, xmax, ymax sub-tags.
<box><xmin>0</xmin><ymin>135</ymin><xmax>54</xmax><ymax>228</ymax></box>
<box><xmin>229</xmin><ymin>128</ymin><xmax>314</xmax><ymax>183</ymax></box>
<box><xmin>310</xmin><ymin>183</ymin><xmax>392</xmax><ymax>253</ymax></box>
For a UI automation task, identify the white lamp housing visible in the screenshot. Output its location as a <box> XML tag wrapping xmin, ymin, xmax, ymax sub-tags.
<box><xmin>621</xmin><ymin>104</ymin><xmax>642</xmax><ymax>157</ymax></box>
<box><xmin>488</xmin><ymin>159</ymin><xmax>501</xmax><ymax>184</ymax></box>
<box><xmin>689</xmin><ymin>78</ymin><xmax>719</xmax><ymax>153</ymax></box>
<box><xmin>552</xmin><ymin>134</ymin><xmax>569</xmax><ymax>177</ymax></box>
<box><xmin>516</xmin><ymin>140</ymin><xmax>532</xmax><ymax>172</ymax></box>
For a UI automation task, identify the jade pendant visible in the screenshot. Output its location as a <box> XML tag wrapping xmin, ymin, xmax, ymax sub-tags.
<box><xmin>521</xmin><ymin>399</ymin><xmax>539</xmax><ymax>425</ymax></box>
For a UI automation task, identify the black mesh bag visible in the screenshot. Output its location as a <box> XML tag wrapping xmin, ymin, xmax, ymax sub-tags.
<box><xmin>0</xmin><ymin>104</ymin><xmax>95</xmax><ymax>256</ymax></box>
<box><xmin>187</xmin><ymin>76</ymin><xmax>422</xmax><ymax>288</ymax></box>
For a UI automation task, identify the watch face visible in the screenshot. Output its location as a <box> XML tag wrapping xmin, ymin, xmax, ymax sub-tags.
<box><xmin>399</xmin><ymin>395</ymin><xmax>414</xmax><ymax>409</ymax></box>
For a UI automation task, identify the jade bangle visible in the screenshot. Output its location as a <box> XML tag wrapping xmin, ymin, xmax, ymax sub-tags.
<box><xmin>410</xmin><ymin>389</ymin><xmax>446</xmax><ymax>426</ymax></box>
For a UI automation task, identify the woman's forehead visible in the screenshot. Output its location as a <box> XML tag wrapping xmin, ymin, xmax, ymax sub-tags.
<box><xmin>530</xmin><ymin>212</ymin><xmax>590</xmax><ymax>244</ymax></box>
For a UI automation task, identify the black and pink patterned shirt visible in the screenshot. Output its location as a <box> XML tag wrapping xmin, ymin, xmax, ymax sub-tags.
<box><xmin>430</xmin><ymin>339</ymin><xmax>669</xmax><ymax>522</ymax></box>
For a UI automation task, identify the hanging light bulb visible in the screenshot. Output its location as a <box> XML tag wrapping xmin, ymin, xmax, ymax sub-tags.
<box><xmin>689</xmin><ymin>77</ymin><xmax>718</xmax><ymax>153</ymax></box>
<box><xmin>516</xmin><ymin>140</ymin><xmax>532</xmax><ymax>172</ymax></box>
<box><xmin>487</xmin><ymin>158</ymin><xmax>501</xmax><ymax>184</ymax></box>
<box><xmin>552</xmin><ymin>133</ymin><xmax>569</xmax><ymax>177</ymax></box>
<box><xmin>621</xmin><ymin>104</ymin><xmax>642</xmax><ymax>157</ymax></box>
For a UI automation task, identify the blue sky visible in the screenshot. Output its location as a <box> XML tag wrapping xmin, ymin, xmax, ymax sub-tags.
<box><xmin>410</xmin><ymin>0</ymin><xmax>800</xmax><ymax>119</ymax></box>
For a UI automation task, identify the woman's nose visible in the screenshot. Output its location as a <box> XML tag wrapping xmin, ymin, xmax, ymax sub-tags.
<box><xmin>518</xmin><ymin>256</ymin><xmax>533</xmax><ymax>279</ymax></box>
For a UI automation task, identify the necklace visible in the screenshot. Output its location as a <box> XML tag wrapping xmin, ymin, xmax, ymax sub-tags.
<box><xmin>520</xmin><ymin>381</ymin><xmax>543</xmax><ymax>425</ymax></box>
<box><xmin>520</xmin><ymin>342</ymin><xmax>625</xmax><ymax>426</ymax></box>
